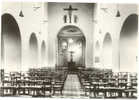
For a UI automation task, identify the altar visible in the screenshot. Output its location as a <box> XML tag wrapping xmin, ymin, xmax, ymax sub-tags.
<box><xmin>68</xmin><ymin>61</ymin><xmax>76</xmax><ymax>71</ymax></box>
<box><xmin>68</xmin><ymin>51</ymin><xmax>77</xmax><ymax>71</ymax></box>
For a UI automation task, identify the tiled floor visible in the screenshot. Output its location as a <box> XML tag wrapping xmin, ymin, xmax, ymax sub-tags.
<box><xmin>52</xmin><ymin>74</ymin><xmax>87</xmax><ymax>98</ymax></box>
<box><xmin>62</xmin><ymin>74</ymin><xmax>84</xmax><ymax>98</ymax></box>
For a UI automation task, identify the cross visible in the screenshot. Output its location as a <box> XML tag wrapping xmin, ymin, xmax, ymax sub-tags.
<box><xmin>64</xmin><ymin>5</ymin><xmax>78</xmax><ymax>23</ymax></box>
<box><xmin>69</xmin><ymin>51</ymin><xmax>74</xmax><ymax>62</ymax></box>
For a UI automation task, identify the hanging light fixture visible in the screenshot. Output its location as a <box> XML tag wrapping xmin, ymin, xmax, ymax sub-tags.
<box><xmin>116</xmin><ymin>10</ymin><xmax>120</xmax><ymax>17</ymax></box>
<box><xmin>116</xmin><ymin>4</ymin><xmax>120</xmax><ymax>17</ymax></box>
<box><xmin>19</xmin><ymin>2</ymin><xmax>24</xmax><ymax>17</ymax></box>
<box><xmin>19</xmin><ymin>10</ymin><xmax>24</xmax><ymax>17</ymax></box>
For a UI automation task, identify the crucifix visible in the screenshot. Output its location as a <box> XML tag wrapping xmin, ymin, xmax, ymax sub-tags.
<box><xmin>64</xmin><ymin>5</ymin><xmax>78</xmax><ymax>23</ymax></box>
<box><xmin>69</xmin><ymin>51</ymin><xmax>74</xmax><ymax>62</ymax></box>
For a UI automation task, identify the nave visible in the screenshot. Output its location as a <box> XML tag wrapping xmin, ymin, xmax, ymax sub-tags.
<box><xmin>0</xmin><ymin>2</ymin><xmax>138</xmax><ymax>99</ymax></box>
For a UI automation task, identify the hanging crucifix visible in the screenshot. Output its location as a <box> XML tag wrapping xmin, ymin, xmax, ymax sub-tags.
<box><xmin>64</xmin><ymin>5</ymin><xmax>78</xmax><ymax>23</ymax></box>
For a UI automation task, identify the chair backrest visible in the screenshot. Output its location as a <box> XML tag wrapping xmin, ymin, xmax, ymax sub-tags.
<box><xmin>130</xmin><ymin>73</ymin><xmax>137</xmax><ymax>88</ymax></box>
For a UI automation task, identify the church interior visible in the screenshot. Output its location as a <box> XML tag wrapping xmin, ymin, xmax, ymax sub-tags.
<box><xmin>0</xmin><ymin>1</ymin><xmax>138</xmax><ymax>99</ymax></box>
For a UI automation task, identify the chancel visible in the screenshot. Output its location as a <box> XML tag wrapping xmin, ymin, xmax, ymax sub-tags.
<box><xmin>0</xmin><ymin>2</ymin><xmax>138</xmax><ymax>99</ymax></box>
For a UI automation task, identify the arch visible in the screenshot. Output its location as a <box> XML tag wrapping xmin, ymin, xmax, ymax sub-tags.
<box><xmin>41</xmin><ymin>40</ymin><xmax>46</xmax><ymax>67</ymax></box>
<box><xmin>102</xmin><ymin>33</ymin><xmax>112</xmax><ymax>69</ymax></box>
<box><xmin>29</xmin><ymin>33</ymin><xmax>38</xmax><ymax>68</ymax></box>
<box><xmin>57</xmin><ymin>25</ymin><xmax>85</xmax><ymax>38</ymax></box>
<box><xmin>1</xmin><ymin>13</ymin><xmax>21</xmax><ymax>72</ymax></box>
<box><xmin>119</xmin><ymin>14</ymin><xmax>138</xmax><ymax>72</ymax></box>
<box><xmin>57</xmin><ymin>25</ymin><xmax>86</xmax><ymax>69</ymax></box>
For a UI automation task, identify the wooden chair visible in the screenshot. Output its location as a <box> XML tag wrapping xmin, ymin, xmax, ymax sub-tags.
<box><xmin>117</xmin><ymin>72</ymin><xmax>128</xmax><ymax>97</ymax></box>
<box><xmin>53</xmin><ymin>80</ymin><xmax>64</xmax><ymax>95</ymax></box>
<box><xmin>1</xmin><ymin>74</ymin><xmax>15</xmax><ymax>96</ymax></box>
<box><xmin>82</xmin><ymin>81</ymin><xmax>91</xmax><ymax>96</ymax></box>
<box><xmin>124</xmin><ymin>73</ymin><xmax>137</xmax><ymax>98</ymax></box>
<box><xmin>104</xmin><ymin>74</ymin><xmax>118</xmax><ymax>98</ymax></box>
<box><xmin>42</xmin><ymin>79</ymin><xmax>52</xmax><ymax>96</ymax></box>
<box><xmin>52</xmin><ymin>71</ymin><xmax>66</xmax><ymax>96</ymax></box>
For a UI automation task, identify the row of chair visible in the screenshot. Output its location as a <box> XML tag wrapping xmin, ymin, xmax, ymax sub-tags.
<box><xmin>78</xmin><ymin>71</ymin><xmax>137</xmax><ymax>98</ymax></box>
<box><xmin>0</xmin><ymin>68</ymin><xmax>68</xmax><ymax>97</ymax></box>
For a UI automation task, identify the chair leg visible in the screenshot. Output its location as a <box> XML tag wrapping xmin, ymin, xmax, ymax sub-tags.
<box><xmin>85</xmin><ymin>91</ymin><xmax>87</xmax><ymax>96</ymax></box>
<box><xmin>60</xmin><ymin>90</ymin><xmax>63</xmax><ymax>95</ymax></box>
<box><xmin>53</xmin><ymin>90</ymin><xmax>55</xmax><ymax>95</ymax></box>
<box><xmin>104</xmin><ymin>91</ymin><xmax>107</xmax><ymax>98</ymax></box>
<box><xmin>131</xmin><ymin>92</ymin><xmax>134</xmax><ymax>97</ymax></box>
<box><xmin>94</xmin><ymin>92</ymin><xmax>96</xmax><ymax>98</ymax></box>
<box><xmin>125</xmin><ymin>92</ymin><xmax>129</xmax><ymax>97</ymax></box>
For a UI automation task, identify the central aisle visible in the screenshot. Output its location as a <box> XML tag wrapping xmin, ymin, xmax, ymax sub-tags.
<box><xmin>62</xmin><ymin>74</ymin><xmax>84</xmax><ymax>98</ymax></box>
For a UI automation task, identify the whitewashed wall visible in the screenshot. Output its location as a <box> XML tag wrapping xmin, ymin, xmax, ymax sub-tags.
<box><xmin>93</xmin><ymin>3</ymin><xmax>138</xmax><ymax>72</ymax></box>
<box><xmin>48</xmin><ymin>3</ymin><xmax>95</xmax><ymax>68</ymax></box>
<box><xmin>1</xmin><ymin>2</ymin><xmax>138</xmax><ymax>73</ymax></box>
<box><xmin>1</xmin><ymin>2</ymin><xmax>48</xmax><ymax>72</ymax></box>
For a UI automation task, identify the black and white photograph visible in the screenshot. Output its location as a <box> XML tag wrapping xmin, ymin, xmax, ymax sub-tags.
<box><xmin>0</xmin><ymin>0</ymin><xmax>138</xmax><ymax>99</ymax></box>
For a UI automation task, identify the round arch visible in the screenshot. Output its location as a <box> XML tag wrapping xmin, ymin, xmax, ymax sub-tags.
<box><xmin>1</xmin><ymin>13</ymin><xmax>22</xmax><ymax>72</ymax></box>
<box><xmin>29</xmin><ymin>33</ymin><xmax>38</xmax><ymax>68</ymax></box>
<box><xmin>57</xmin><ymin>25</ymin><xmax>85</xmax><ymax>37</ymax></box>
<box><xmin>57</xmin><ymin>25</ymin><xmax>86</xmax><ymax>69</ymax></box>
<box><xmin>102</xmin><ymin>33</ymin><xmax>113</xmax><ymax>69</ymax></box>
<box><xmin>119</xmin><ymin>14</ymin><xmax>138</xmax><ymax>72</ymax></box>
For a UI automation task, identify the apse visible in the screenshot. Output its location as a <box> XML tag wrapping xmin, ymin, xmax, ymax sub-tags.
<box><xmin>119</xmin><ymin>14</ymin><xmax>138</xmax><ymax>72</ymax></box>
<box><xmin>41</xmin><ymin>40</ymin><xmax>46</xmax><ymax>67</ymax></box>
<box><xmin>1</xmin><ymin>14</ymin><xmax>21</xmax><ymax>72</ymax></box>
<box><xmin>102</xmin><ymin>33</ymin><xmax>112</xmax><ymax>69</ymax></box>
<box><xmin>57</xmin><ymin>25</ymin><xmax>86</xmax><ymax>67</ymax></box>
<box><xmin>29</xmin><ymin>33</ymin><xmax>38</xmax><ymax>68</ymax></box>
